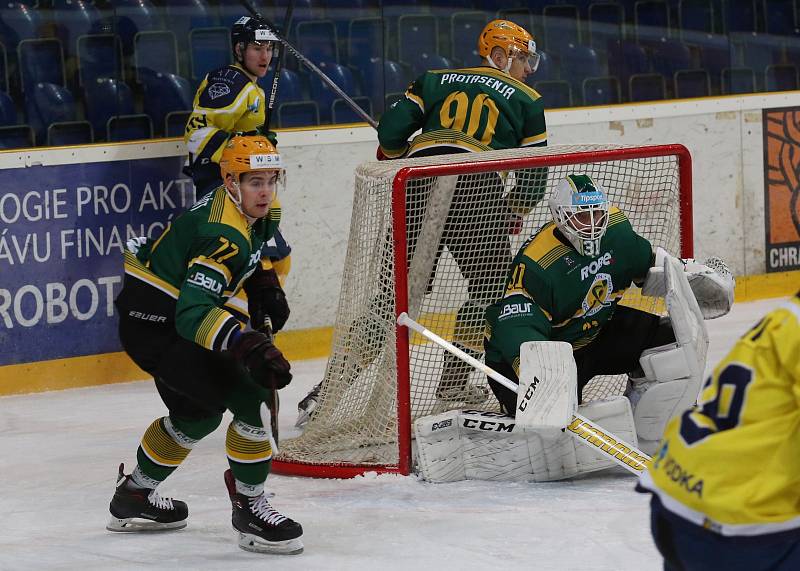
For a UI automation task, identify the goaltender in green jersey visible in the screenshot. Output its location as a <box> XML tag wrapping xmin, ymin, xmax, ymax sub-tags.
<box><xmin>484</xmin><ymin>173</ymin><xmax>735</xmax><ymax>455</ymax></box>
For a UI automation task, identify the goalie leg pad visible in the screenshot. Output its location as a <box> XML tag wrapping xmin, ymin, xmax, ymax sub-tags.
<box><xmin>631</xmin><ymin>256</ymin><xmax>709</xmax><ymax>454</ymax></box>
<box><xmin>414</xmin><ymin>398</ymin><xmax>637</xmax><ymax>483</ymax></box>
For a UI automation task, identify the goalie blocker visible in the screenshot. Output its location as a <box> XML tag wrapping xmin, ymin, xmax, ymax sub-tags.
<box><xmin>414</xmin><ymin>255</ymin><xmax>708</xmax><ymax>482</ymax></box>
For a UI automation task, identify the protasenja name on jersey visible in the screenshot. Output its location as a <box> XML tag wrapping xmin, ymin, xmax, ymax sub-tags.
<box><xmin>438</xmin><ymin>71</ymin><xmax>517</xmax><ymax>100</ymax></box>
<box><xmin>639</xmin><ymin>470</ymin><xmax>800</xmax><ymax>540</ymax></box>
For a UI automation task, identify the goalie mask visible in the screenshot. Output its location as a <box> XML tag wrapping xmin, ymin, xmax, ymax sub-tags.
<box><xmin>219</xmin><ymin>135</ymin><xmax>284</xmax><ymax>211</ymax></box>
<box><xmin>548</xmin><ymin>174</ymin><xmax>610</xmax><ymax>257</ymax></box>
<box><xmin>477</xmin><ymin>19</ymin><xmax>540</xmax><ymax>74</ymax></box>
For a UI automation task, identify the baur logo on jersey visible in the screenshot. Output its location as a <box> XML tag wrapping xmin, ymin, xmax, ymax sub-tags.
<box><xmin>187</xmin><ymin>271</ymin><xmax>222</xmax><ymax>294</ymax></box>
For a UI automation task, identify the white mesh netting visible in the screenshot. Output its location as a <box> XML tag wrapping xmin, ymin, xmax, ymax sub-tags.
<box><xmin>275</xmin><ymin>144</ymin><xmax>686</xmax><ymax>473</ymax></box>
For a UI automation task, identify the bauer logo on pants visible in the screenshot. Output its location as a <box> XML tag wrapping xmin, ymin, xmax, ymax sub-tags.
<box><xmin>763</xmin><ymin>106</ymin><xmax>800</xmax><ymax>272</ymax></box>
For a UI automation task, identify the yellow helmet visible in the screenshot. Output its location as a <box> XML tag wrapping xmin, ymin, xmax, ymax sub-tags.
<box><xmin>219</xmin><ymin>135</ymin><xmax>283</xmax><ymax>181</ymax></box>
<box><xmin>477</xmin><ymin>19</ymin><xmax>539</xmax><ymax>72</ymax></box>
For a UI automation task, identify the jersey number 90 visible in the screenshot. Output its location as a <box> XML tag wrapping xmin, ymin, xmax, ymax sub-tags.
<box><xmin>440</xmin><ymin>91</ymin><xmax>499</xmax><ymax>145</ymax></box>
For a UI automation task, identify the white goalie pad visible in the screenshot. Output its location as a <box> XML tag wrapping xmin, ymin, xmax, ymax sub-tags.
<box><xmin>633</xmin><ymin>256</ymin><xmax>709</xmax><ymax>453</ymax></box>
<box><xmin>516</xmin><ymin>341</ymin><xmax>577</xmax><ymax>431</ymax></box>
<box><xmin>414</xmin><ymin>397</ymin><xmax>637</xmax><ymax>483</ymax></box>
<box><xmin>641</xmin><ymin>247</ymin><xmax>735</xmax><ymax>319</ymax></box>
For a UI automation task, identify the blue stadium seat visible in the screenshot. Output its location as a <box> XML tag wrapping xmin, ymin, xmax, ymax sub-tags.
<box><xmin>731</xmin><ymin>33</ymin><xmax>784</xmax><ymax>85</ymax></box>
<box><xmin>674</xmin><ymin>68</ymin><xmax>712</xmax><ymax>97</ymax></box>
<box><xmin>721</xmin><ymin>66</ymin><xmax>756</xmax><ymax>93</ymax></box>
<box><xmin>410</xmin><ymin>53</ymin><xmax>453</xmax><ymax>76</ymax></box>
<box><xmin>0</xmin><ymin>43</ymin><xmax>7</xmax><ymax>93</ymax></box>
<box><xmin>107</xmin><ymin>114</ymin><xmax>153</xmax><ymax>141</ymax></box>
<box><xmin>309</xmin><ymin>61</ymin><xmax>357</xmax><ymax>123</ymax></box>
<box><xmin>47</xmin><ymin>120</ymin><xmax>93</xmax><ymax>146</ymax></box>
<box><xmin>559</xmin><ymin>44</ymin><xmax>604</xmax><ymax>94</ymax></box>
<box><xmin>543</xmin><ymin>5</ymin><xmax>581</xmax><ymax>55</ymax></box>
<box><xmin>0</xmin><ymin>124</ymin><xmax>34</xmax><ymax>148</ymax></box>
<box><xmin>83</xmin><ymin>77</ymin><xmax>135</xmax><ymax>138</ymax></box>
<box><xmin>629</xmin><ymin>72</ymin><xmax>667</xmax><ymax>101</ymax></box>
<box><xmin>77</xmin><ymin>34</ymin><xmax>124</xmax><ymax>87</ymax></box>
<box><xmin>608</xmin><ymin>40</ymin><xmax>651</xmax><ymax>89</ymax></box>
<box><xmin>274</xmin><ymin>68</ymin><xmax>305</xmax><ymax>102</ymax></box>
<box><xmin>362</xmin><ymin>58</ymin><xmax>410</xmax><ymax>115</ymax></box>
<box><xmin>276</xmin><ymin>0</ymin><xmax>325</xmax><ymax>33</ymax></box>
<box><xmin>347</xmin><ymin>17</ymin><xmax>383</xmax><ymax>70</ymax></box>
<box><xmin>190</xmin><ymin>27</ymin><xmax>232</xmax><ymax>81</ymax></box>
<box><xmin>52</xmin><ymin>0</ymin><xmax>104</xmax><ymax>58</ymax></box>
<box><xmin>531</xmin><ymin>50</ymin><xmax>555</xmax><ymax>81</ymax></box>
<box><xmin>0</xmin><ymin>3</ymin><xmax>41</xmax><ymax>53</ymax></box>
<box><xmin>635</xmin><ymin>0</ymin><xmax>670</xmax><ymax>41</ymax></box>
<box><xmin>0</xmin><ymin>90</ymin><xmax>17</xmax><ymax>126</ymax></box>
<box><xmin>588</xmin><ymin>3</ymin><xmax>624</xmax><ymax>50</ymax></box>
<box><xmin>142</xmin><ymin>72</ymin><xmax>193</xmax><ymax>136</ymax></box>
<box><xmin>332</xmin><ymin>96</ymin><xmax>373</xmax><ymax>124</ymax></box>
<box><xmin>533</xmin><ymin>79</ymin><xmax>573</xmax><ymax>108</ymax></box>
<box><xmin>450</xmin><ymin>11</ymin><xmax>487</xmax><ymax>66</ymax></box>
<box><xmin>398</xmin><ymin>15</ymin><xmax>438</xmax><ymax>70</ymax></box>
<box><xmin>764</xmin><ymin>0</ymin><xmax>799</xmax><ymax>36</ymax></box>
<box><xmin>109</xmin><ymin>0</ymin><xmax>162</xmax><ymax>55</ymax></box>
<box><xmin>765</xmin><ymin>64</ymin><xmax>799</xmax><ymax>91</ymax></box>
<box><xmin>26</xmin><ymin>82</ymin><xmax>77</xmax><ymax>143</ymax></box>
<box><xmin>582</xmin><ymin>75</ymin><xmax>621</xmax><ymax>104</ymax></box>
<box><xmin>277</xmin><ymin>101</ymin><xmax>319</xmax><ymax>127</ymax></box>
<box><xmin>693</xmin><ymin>33</ymin><xmax>734</xmax><ymax>87</ymax></box>
<box><xmin>679</xmin><ymin>0</ymin><xmax>715</xmax><ymax>35</ymax></box>
<box><xmin>296</xmin><ymin>20</ymin><xmax>339</xmax><ymax>64</ymax></box>
<box><xmin>18</xmin><ymin>39</ymin><xmax>65</xmax><ymax>92</ymax></box>
<box><xmin>134</xmin><ymin>30</ymin><xmax>179</xmax><ymax>83</ymax></box>
<box><xmin>165</xmin><ymin>110</ymin><xmax>191</xmax><ymax>137</ymax></box>
<box><xmin>723</xmin><ymin>0</ymin><xmax>758</xmax><ymax>32</ymax></box>
<box><xmin>648</xmin><ymin>38</ymin><xmax>692</xmax><ymax>80</ymax></box>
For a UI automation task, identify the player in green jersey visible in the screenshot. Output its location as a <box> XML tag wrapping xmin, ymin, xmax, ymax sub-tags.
<box><xmin>107</xmin><ymin>135</ymin><xmax>303</xmax><ymax>555</ymax></box>
<box><xmin>296</xmin><ymin>20</ymin><xmax>549</xmax><ymax>425</ymax></box>
<box><xmin>638</xmin><ymin>291</ymin><xmax>800</xmax><ymax>570</ymax></box>
<box><xmin>484</xmin><ymin>173</ymin><xmax>735</xmax><ymax>455</ymax></box>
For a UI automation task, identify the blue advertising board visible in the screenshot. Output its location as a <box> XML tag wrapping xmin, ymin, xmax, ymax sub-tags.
<box><xmin>0</xmin><ymin>156</ymin><xmax>194</xmax><ymax>366</ymax></box>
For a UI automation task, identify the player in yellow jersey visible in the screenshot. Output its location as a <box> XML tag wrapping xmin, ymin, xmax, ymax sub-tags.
<box><xmin>638</xmin><ymin>290</ymin><xmax>800</xmax><ymax>570</ymax></box>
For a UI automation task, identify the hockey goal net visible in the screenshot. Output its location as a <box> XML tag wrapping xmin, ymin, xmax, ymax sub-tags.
<box><xmin>273</xmin><ymin>144</ymin><xmax>692</xmax><ymax>478</ymax></box>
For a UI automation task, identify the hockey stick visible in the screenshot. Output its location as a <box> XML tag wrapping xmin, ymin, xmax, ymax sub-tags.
<box><xmin>238</xmin><ymin>0</ymin><xmax>378</xmax><ymax>128</ymax></box>
<box><xmin>397</xmin><ymin>312</ymin><xmax>651</xmax><ymax>475</ymax></box>
<box><xmin>256</xmin><ymin>314</ymin><xmax>281</xmax><ymax>452</ymax></box>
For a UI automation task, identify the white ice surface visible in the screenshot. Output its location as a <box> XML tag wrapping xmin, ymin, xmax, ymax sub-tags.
<box><xmin>0</xmin><ymin>298</ymin><xmax>786</xmax><ymax>570</ymax></box>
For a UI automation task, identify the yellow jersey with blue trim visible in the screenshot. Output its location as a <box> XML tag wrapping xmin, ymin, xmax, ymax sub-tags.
<box><xmin>639</xmin><ymin>293</ymin><xmax>800</xmax><ymax>538</ymax></box>
<box><xmin>184</xmin><ymin>64</ymin><xmax>265</xmax><ymax>169</ymax></box>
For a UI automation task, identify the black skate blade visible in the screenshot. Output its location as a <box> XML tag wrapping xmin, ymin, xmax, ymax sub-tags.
<box><xmin>106</xmin><ymin>516</ymin><xmax>187</xmax><ymax>533</ymax></box>
<box><xmin>237</xmin><ymin>532</ymin><xmax>304</xmax><ymax>555</ymax></box>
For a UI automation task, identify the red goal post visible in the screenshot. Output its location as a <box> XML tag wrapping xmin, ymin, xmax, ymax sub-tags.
<box><xmin>273</xmin><ymin>144</ymin><xmax>693</xmax><ymax>479</ymax></box>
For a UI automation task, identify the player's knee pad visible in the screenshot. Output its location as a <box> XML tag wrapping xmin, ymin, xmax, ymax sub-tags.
<box><xmin>414</xmin><ymin>397</ymin><xmax>637</xmax><ymax>482</ymax></box>
<box><xmin>170</xmin><ymin>413</ymin><xmax>223</xmax><ymax>441</ymax></box>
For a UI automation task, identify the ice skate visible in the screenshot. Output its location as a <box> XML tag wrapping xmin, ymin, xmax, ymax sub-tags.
<box><xmin>107</xmin><ymin>463</ymin><xmax>188</xmax><ymax>532</ymax></box>
<box><xmin>295</xmin><ymin>381</ymin><xmax>322</xmax><ymax>428</ymax></box>
<box><xmin>224</xmin><ymin>469</ymin><xmax>303</xmax><ymax>555</ymax></box>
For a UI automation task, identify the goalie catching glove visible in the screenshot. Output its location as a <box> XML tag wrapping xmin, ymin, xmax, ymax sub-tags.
<box><xmin>229</xmin><ymin>331</ymin><xmax>292</xmax><ymax>390</ymax></box>
<box><xmin>642</xmin><ymin>246</ymin><xmax>734</xmax><ymax>319</ymax></box>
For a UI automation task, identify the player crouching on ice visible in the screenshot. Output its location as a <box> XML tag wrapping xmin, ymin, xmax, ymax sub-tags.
<box><xmin>108</xmin><ymin>135</ymin><xmax>303</xmax><ymax>555</ymax></box>
<box><xmin>413</xmin><ymin>174</ymin><xmax>734</xmax><ymax>483</ymax></box>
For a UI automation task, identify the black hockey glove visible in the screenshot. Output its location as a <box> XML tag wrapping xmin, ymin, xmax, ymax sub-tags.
<box><xmin>244</xmin><ymin>266</ymin><xmax>290</xmax><ymax>333</ymax></box>
<box><xmin>229</xmin><ymin>331</ymin><xmax>293</xmax><ymax>390</ymax></box>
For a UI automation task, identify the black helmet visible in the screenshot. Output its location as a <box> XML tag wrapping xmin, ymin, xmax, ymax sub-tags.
<box><xmin>231</xmin><ymin>15</ymin><xmax>276</xmax><ymax>55</ymax></box>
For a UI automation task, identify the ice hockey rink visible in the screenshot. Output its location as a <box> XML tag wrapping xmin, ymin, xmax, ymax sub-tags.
<box><xmin>0</xmin><ymin>296</ymin><xmax>788</xmax><ymax>570</ymax></box>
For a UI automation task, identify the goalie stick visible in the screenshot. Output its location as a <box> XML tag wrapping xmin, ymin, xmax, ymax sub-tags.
<box><xmin>397</xmin><ymin>312</ymin><xmax>651</xmax><ymax>475</ymax></box>
<box><xmin>239</xmin><ymin>0</ymin><xmax>377</xmax><ymax>128</ymax></box>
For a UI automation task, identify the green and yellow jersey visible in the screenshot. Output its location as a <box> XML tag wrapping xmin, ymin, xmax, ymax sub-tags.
<box><xmin>185</xmin><ymin>64</ymin><xmax>265</xmax><ymax>170</ymax></box>
<box><xmin>120</xmin><ymin>188</ymin><xmax>281</xmax><ymax>352</ymax></box>
<box><xmin>377</xmin><ymin>66</ymin><xmax>547</xmax><ymax>158</ymax></box>
<box><xmin>639</xmin><ymin>294</ymin><xmax>800</xmax><ymax>538</ymax></box>
<box><xmin>484</xmin><ymin>207</ymin><xmax>653</xmax><ymax>374</ymax></box>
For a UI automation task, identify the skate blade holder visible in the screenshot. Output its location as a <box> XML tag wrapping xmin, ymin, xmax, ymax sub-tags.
<box><xmin>106</xmin><ymin>517</ymin><xmax>187</xmax><ymax>532</ymax></box>
<box><xmin>237</xmin><ymin>532</ymin><xmax>304</xmax><ymax>555</ymax></box>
